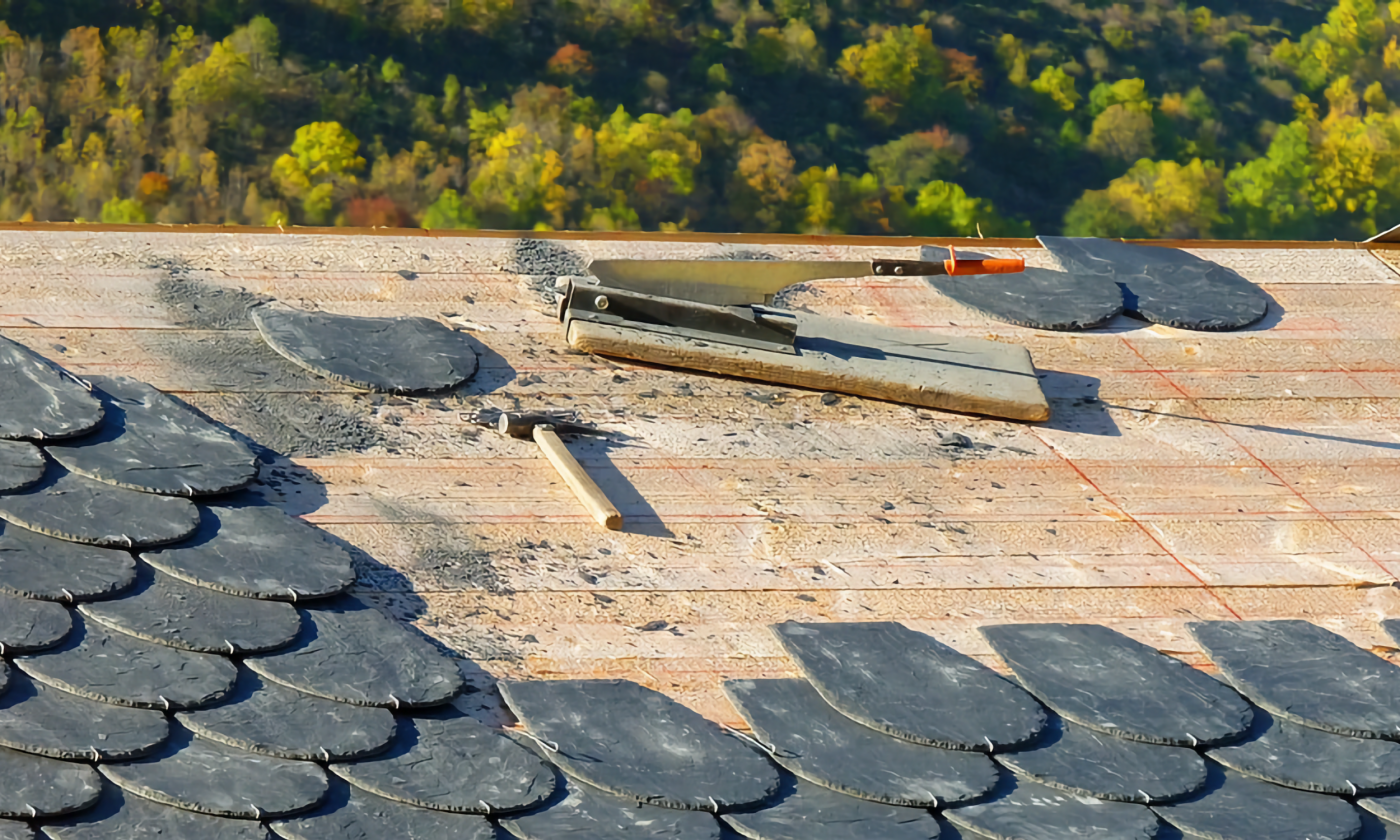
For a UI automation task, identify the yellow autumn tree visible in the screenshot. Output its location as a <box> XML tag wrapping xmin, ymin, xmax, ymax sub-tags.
<box><xmin>271</xmin><ymin>122</ymin><xmax>366</xmax><ymax>224</ymax></box>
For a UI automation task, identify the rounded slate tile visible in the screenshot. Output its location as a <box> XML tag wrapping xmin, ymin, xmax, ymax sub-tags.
<box><xmin>0</xmin><ymin>334</ymin><xmax>104</xmax><ymax>441</ymax></box>
<box><xmin>981</xmin><ymin>623</ymin><xmax>1252</xmax><ymax>747</ymax></box>
<box><xmin>921</xmin><ymin>247</ymin><xmax>1123</xmax><ymax>331</ymax></box>
<box><xmin>0</xmin><ymin>440</ymin><xmax>44</xmax><ymax>493</ymax></box>
<box><xmin>141</xmin><ymin>504</ymin><xmax>354</xmax><ymax>602</ymax></box>
<box><xmin>42</xmin><ymin>783</ymin><xmax>272</xmax><ymax>840</ymax></box>
<box><xmin>1208</xmin><ymin>708</ymin><xmax>1400</xmax><ymax>796</ymax></box>
<box><xmin>100</xmin><ymin>729</ymin><xmax>328</xmax><ymax>820</ymax></box>
<box><xmin>1191</xmin><ymin>620</ymin><xmax>1400</xmax><ymax>740</ymax></box>
<box><xmin>0</xmin><ymin>467</ymin><xmax>199</xmax><ymax>549</ymax></box>
<box><xmin>499</xmin><ymin>678</ymin><xmax>782</xmax><ymax>811</ymax></box>
<box><xmin>0</xmin><ymin>673</ymin><xmax>168</xmax><ymax>761</ymax></box>
<box><xmin>500</xmin><ymin>777</ymin><xmax>723</xmax><ymax>840</ymax></box>
<box><xmin>995</xmin><ymin>715</ymin><xmax>1207</xmax><ymax>804</ymax></box>
<box><xmin>79</xmin><ymin>568</ymin><xmax>300</xmax><ymax>654</ymax></box>
<box><xmin>16</xmin><ymin>615</ymin><xmax>236</xmax><ymax>711</ymax></box>
<box><xmin>723</xmin><ymin>678</ymin><xmax>998</xmax><ymax>807</ymax></box>
<box><xmin>44</xmin><ymin>376</ymin><xmax>257</xmax><ymax>497</ymax></box>
<box><xmin>0</xmin><ymin>745</ymin><xmax>102</xmax><ymax>818</ymax></box>
<box><xmin>0</xmin><ymin>521</ymin><xmax>136</xmax><ymax>602</ymax></box>
<box><xmin>1153</xmin><ymin>764</ymin><xmax>1363</xmax><ymax>840</ymax></box>
<box><xmin>724</xmin><ymin>778</ymin><xmax>942</xmax><ymax>840</ymax></box>
<box><xmin>177</xmin><ymin>671</ymin><xmax>396</xmax><ymax>762</ymax></box>
<box><xmin>1038</xmin><ymin>236</ymin><xmax>1269</xmax><ymax>331</ymax></box>
<box><xmin>0</xmin><ymin>594</ymin><xmax>71</xmax><ymax>654</ymax></box>
<box><xmin>271</xmin><ymin>777</ymin><xmax>496</xmax><ymax>840</ymax></box>
<box><xmin>771</xmin><ymin>621</ymin><xmax>1046</xmax><ymax>751</ymax></box>
<box><xmin>945</xmin><ymin>775</ymin><xmax>1160</xmax><ymax>840</ymax></box>
<box><xmin>245</xmin><ymin>595</ymin><xmax>463</xmax><ymax>709</ymax></box>
<box><xmin>251</xmin><ymin>306</ymin><xmax>479</xmax><ymax>394</ymax></box>
<box><xmin>330</xmin><ymin>707</ymin><xmax>554</xmax><ymax>813</ymax></box>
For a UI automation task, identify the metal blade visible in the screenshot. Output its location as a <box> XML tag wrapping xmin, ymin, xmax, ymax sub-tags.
<box><xmin>586</xmin><ymin>260</ymin><xmax>875</xmax><ymax>306</ymax></box>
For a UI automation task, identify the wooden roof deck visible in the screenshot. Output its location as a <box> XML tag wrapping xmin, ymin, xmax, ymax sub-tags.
<box><xmin>4</xmin><ymin>226</ymin><xmax>1400</xmax><ymax>727</ymax></box>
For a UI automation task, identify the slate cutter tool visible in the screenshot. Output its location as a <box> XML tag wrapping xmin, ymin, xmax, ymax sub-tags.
<box><xmin>484</xmin><ymin>411</ymin><xmax>623</xmax><ymax>531</ymax></box>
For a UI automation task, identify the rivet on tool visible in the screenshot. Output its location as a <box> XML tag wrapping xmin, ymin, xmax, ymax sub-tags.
<box><xmin>594</xmin><ymin>295</ymin><xmax>609</xmax><ymax>310</ymax></box>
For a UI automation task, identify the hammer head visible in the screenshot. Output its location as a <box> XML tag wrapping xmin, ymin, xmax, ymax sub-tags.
<box><xmin>496</xmin><ymin>412</ymin><xmax>604</xmax><ymax>440</ymax></box>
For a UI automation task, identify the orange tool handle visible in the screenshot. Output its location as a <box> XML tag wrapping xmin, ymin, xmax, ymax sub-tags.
<box><xmin>944</xmin><ymin>246</ymin><xmax>1025</xmax><ymax>276</ymax></box>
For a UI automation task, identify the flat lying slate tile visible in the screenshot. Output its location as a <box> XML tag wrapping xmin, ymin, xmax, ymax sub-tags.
<box><xmin>79</xmin><ymin>568</ymin><xmax>300</xmax><ymax>654</ymax></box>
<box><xmin>271</xmin><ymin>777</ymin><xmax>496</xmax><ymax>840</ymax></box>
<box><xmin>0</xmin><ymin>593</ymin><xmax>71</xmax><ymax>654</ymax></box>
<box><xmin>1153</xmin><ymin>764</ymin><xmax>1362</xmax><ymax>840</ymax></box>
<box><xmin>0</xmin><ymin>521</ymin><xmax>136</xmax><ymax>602</ymax></box>
<box><xmin>0</xmin><ymin>440</ymin><xmax>44</xmax><ymax>493</ymax></box>
<box><xmin>331</xmin><ymin>707</ymin><xmax>554</xmax><ymax>813</ymax></box>
<box><xmin>177</xmin><ymin>671</ymin><xmax>395</xmax><ymax>762</ymax></box>
<box><xmin>771</xmin><ymin>622</ymin><xmax>1045</xmax><ymax>751</ymax></box>
<box><xmin>251</xmin><ymin>306</ymin><xmax>479</xmax><ymax>394</ymax></box>
<box><xmin>0</xmin><ymin>672</ymin><xmax>168</xmax><ymax>761</ymax></box>
<box><xmin>42</xmin><ymin>784</ymin><xmax>272</xmax><ymax>840</ymax></box>
<box><xmin>996</xmin><ymin>715</ymin><xmax>1207</xmax><ymax>804</ymax></box>
<box><xmin>0</xmin><ymin>820</ymin><xmax>30</xmax><ymax>840</ymax></box>
<box><xmin>44</xmin><ymin>377</ymin><xmax>256</xmax><ymax>497</ymax></box>
<box><xmin>1191</xmin><ymin>620</ymin><xmax>1400</xmax><ymax>740</ymax></box>
<box><xmin>922</xmin><ymin>247</ymin><xmax>1123</xmax><ymax>331</ymax></box>
<box><xmin>724</xmin><ymin>778</ymin><xmax>942</xmax><ymax>840</ymax></box>
<box><xmin>981</xmin><ymin>624</ymin><xmax>1251</xmax><ymax>747</ymax></box>
<box><xmin>499</xmin><ymin>678</ymin><xmax>782</xmax><ymax>811</ymax></box>
<box><xmin>1038</xmin><ymin>237</ymin><xmax>1269</xmax><ymax>331</ymax></box>
<box><xmin>0</xmin><ymin>334</ymin><xmax>104</xmax><ymax>441</ymax></box>
<box><xmin>100</xmin><ymin>729</ymin><xmax>328</xmax><ymax>820</ymax></box>
<box><xmin>245</xmin><ymin>595</ymin><xmax>463</xmax><ymax>709</ymax></box>
<box><xmin>142</xmin><ymin>504</ymin><xmax>354</xmax><ymax>602</ymax></box>
<box><xmin>723</xmin><ymin>678</ymin><xmax>998</xmax><ymax>807</ymax></box>
<box><xmin>499</xmin><ymin>777</ymin><xmax>723</xmax><ymax>840</ymax></box>
<box><xmin>945</xmin><ymin>775</ymin><xmax>1160</xmax><ymax>840</ymax></box>
<box><xmin>1361</xmin><ymin>792</ymin><xmax>1400</xmax><ymax>824</ymax></box>
<box><xmin>1209</xmin><ymin>708</ymin><xmax>1400</xmax><ymax>796</ymax></box>
<box><xmin>0</xmin><ymin>467</ymin><xmax>199</xmax><ymax>550</ymax></box>
<box><xmin>16</xmin><ymin>615</ymin><xmax>236</xmax><ymax>711</ymax></box>
<box><xmin>0</xmin><ymin>745</ymin><xmax>101</xmax><ymax>818</ymax></box>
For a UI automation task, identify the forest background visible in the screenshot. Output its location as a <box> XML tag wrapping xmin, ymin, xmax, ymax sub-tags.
<box><xmin>0</xmin><ymin>0</ymin><xmax>1397</xmax><ymax>239</ymax></box>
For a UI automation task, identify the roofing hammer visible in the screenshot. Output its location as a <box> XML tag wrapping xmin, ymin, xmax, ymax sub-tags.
<box><xmin>496</xmin><ymin>412</ymin><xmax>622</xmax><ymax>531</ymax></box>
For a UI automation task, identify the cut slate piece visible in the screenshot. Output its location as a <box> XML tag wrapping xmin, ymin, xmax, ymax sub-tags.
<box><xmin>100</xmin><ymin>729</ymin><xmax>329</xmax><ymax>820</ymax></box>
<box><xmin>723</xmin><ymin>678</ymin><xmax>998</xmax><ymax>807</ymax></box>
<box><xmin>44</xmin><ymin>376</ymin><xmax>257</xmax><ymax>496</ymax></box>
<box><xmin>945</xmin><ymin>776</ymin><xmax>1160</xmax><ymax>840</ymax></box>
<box><xmin>0</xmin><ymin>334</ymin><xmax>104</xmax><ymax>441</ymax></box>
<box><xmin>0</xmin><ymin>440</ymin><xmax>44</xmax><ymax>493</ymax></box>
<box><xmin>980</xmin><ymin>624</ymin><xmax>1251</xmax><ymax>748</ymax></box>
<box><xmin>1207</xmin><ymin>708</ymin><xmax>1400</xmax><ymax>796</ymax></box>
<box><xmin>771</xmin><ymin>622</ymin><xmax>1045</xmax><ymax>751</ymax></box>
<box><xmin>177</xmin><ymin>671</ymin><xmax>396</xmax><ymax>761</ymax></box>
<box><xmin>1192</xmin><ymin>620</ymin><xmax>1400</xmax><ymax>740</ymax></box>
<box><xmin>723</xmin><ymin>778</ymin><xmax>942</xmax><ymax>840</ymax></box>
<box><xmin>42</xmin><ymin>784</ymin><xmax>271</xmax><ymax>840</ymax></box>
<box><xmin>0</xmin><ymin>521</ymin><xmax>136</xmax><ymax>602</ymax></box>
<box><xmin>141</xmin><ymin>504</ymin><xmax>354</xmax><ymax>602</ymax></box>
<box><xmin>15</xmin><ymin>616</ymin><xmax>236</xmax><ymax>710</ymax></box>
<box><xmin>1038</xmin><ymin>236</ymin><xmax>1270</xmax><ymax>331</ymax></box>
<box><xmin>0</xmin><ymin>593</ymin><xmax>71</xmax><ymax>653</ymax></box>
<box><xmin>245</xmin><ymin>595</ymin><xmax>463</xmax><ymax>708</ymax></box>
<box><xmin>79</xmin><ymin>568</ymin><xmax>300</xmax><ymax>654</ymax></box>
<box><xmin>996</xmin><ymin>715</ymin><xmax>1207</xmax><ymax>804</ymax></box>
<box><xmin>500</xmin><ymin>778</ymin><xmax>723</xmax><ymax>840</ymax></box>
<box><xmin>921</xmin><ymin>246</ymin><xmax>1123</xmax><ymax>331</ymax></box>
<box><xmin>271</xmin><ymin>778</ymin><xmax>496</xmax><ymax>840</ymax></box>
<box><xmin>1153</xmin><ymin>764</ymin><xmax>1363</xmax><ymax>840</ymax></box>
<box><xmin>0</xmin><ymin>745</ymin><xmax>102</xmax><ymax>818</ymax></box>
<box><xmin>0</xmin><ymin>672</ymin><xmax>169</xmax><ymax>761</ymax></box>
<box><xmin>0</xmin><ymin>468</ymin><xmax>199</xmax><ymax>549</ymax></box>
<box><xmin>251</xmin><ymin>306</ymin><xmax>479</xmax><ymax>394</ymax></box>
<box><xmin>499</xmin><ymin>678</ymin><xmax>782</xmax><ymax>811</ymax></box>
<box><xmin>330</xmin><ymin>707</ymin><xmax>554</xmax><ymax>813</ymax></box>
<box><xmin>0</xmin><ymin>821</ymin><xmax>30</xmax><ymax>840</ymax></box>
<box><xmin>1361</xmin><ymin>793</ymin><xmax>1400</xmax><ymax>824</ymax></box>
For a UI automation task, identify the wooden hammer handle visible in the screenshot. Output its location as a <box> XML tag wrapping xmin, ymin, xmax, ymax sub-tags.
<box><xmin>533</xmin><ymin>425</ymin><xmax>623</xmax><ymax>530</ymax></box>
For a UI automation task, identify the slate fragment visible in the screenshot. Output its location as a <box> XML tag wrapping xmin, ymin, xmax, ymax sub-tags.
<box><xmin>0</xmin><ymin>440</ymin><xmax>44</xmax><ymax>493</ymax></box>
<box><xmin>0</xmin><ymin>744</ymin><xmax>101</xmax><ymax>818</ymax></box>
<box><xmin>0</xmin><ymin>467</ymin><xmax>199</xmax><ymax>549</ymax></box>
<box><xmin>0</xmin><ymin>521</ymin><xmax>136</xmax><ymax>602</ymax></box>
<box><xmin>177</xmin><ymin>671</ymin><xmax>396</xmax><ymax>762</ymax></box>
<box><xmin>1153</xmin><ymin>764</ymin><xmax>1363</xmax><ymax>840</ymax></box>
<box><xmin>1208</xmin><ymin>708</ymin><xmax>1400</xmax><ymax>795</ymax></box>
<box><xmin>771</xmin><ymin>622</ymin><xmax>1046</xmax><ymax>751</ymax></box>
<box><xmin>981</xmin><ymin>623</ymin><xmax>1252</xmax><ymax>747</ymax></box>
<box><xmin>142</xmin><ymin>504</ymin><xmax>355</xmax><ymax>602</ymax></box>
<box><xmin>0</xmin><ymin>673</ymin><xmax>168</xmax><ymax>761</ymax></box>
<box><xmin>945</xmin><ymin>775</ymin><xmax>1160</xmax><ymax>840</ymax></box>
<box><xmin>1191</xmin><ymin>620</ymin><xmax>1400</xmax><ymax>740</ymax></box>
<box><xmin>500</xmin><ymin>678</ymin><xmax>782</xmax><ymax>811</ymax></box>
<box><xmin>922</xmin><ymin>246</ymin><xmax>1123</xmax><ymax>331</ymax></box>
<box><xmin>330</xmin><ymin>707</ymin><xmax>554</xmax><ymax>813</ymax></box>
<box><xmin>42</xmin><ymin>783</ymin><xmax>272</xmax><ymax>840</ymax></box>
<box><xmin>251</xmin><ymin>306</ymin><xmax>479</xmax><ymax>394</ymax></box>
<box><xmin>1361</xmin><ymin>792</ymin><xmax>1400</xmax><ymax>825</ymax></box>
<box><xmin>245</xmin><ymin>595</ymin><xmax>463</xmax><ymax>708</ymax></box>
<box><xmin>80</xmin><ymin>568</ymin><xmax>301</xmax><ymax>654</ymax></box>
<box><xmin>723</xmin><ymin>678</ymin><xmax>998</xmax><ymax>807</ymax></box>
<box><xmin>0</xmin><ymin>334</ymin><xmax>104</xmax><ymax>441</ymax></box>
<box><xmin>0</xmin><ymin>593</ymin><xmax>71</xmax><ymax>654</ymax></box>
<box><xmin>270</xmin><ymin>777</ymin><xmax>496</xmax><ymax>840</ymax></box>
<box><xmin>499</xmin><ymin>777</ymin><xmax>724</xmax><ymax>840</ymax></box>
<box><xmin>723</xmin><ymin>778</ymin><xmax>942</xmax><ymax>840</ymax></box>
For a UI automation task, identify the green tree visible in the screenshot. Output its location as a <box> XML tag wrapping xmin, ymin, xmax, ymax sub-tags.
<box><xmin>1065</xmin><ymin>158</ymin><xmax>1226</xmax><ymax>238</ymax></box>
<box><xmin>100</xmin><ymin>196</ymin><xmax>150</xmax><ymax>223</ymax></box>
<box><xmin>421</xmin><ymin>188</ymin><xmax>479</xmax><ymax>229</ymax></box>
<box><xmin>271</xmin><ymin>122</ymin><xmax>366</xmax><ymax>224</ymax></box>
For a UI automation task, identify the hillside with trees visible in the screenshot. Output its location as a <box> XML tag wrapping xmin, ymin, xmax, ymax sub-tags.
<box><xmin>0</xmin><ymin>0</ymin><xmax>1396</xmax><ymax>238</ymax></box>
